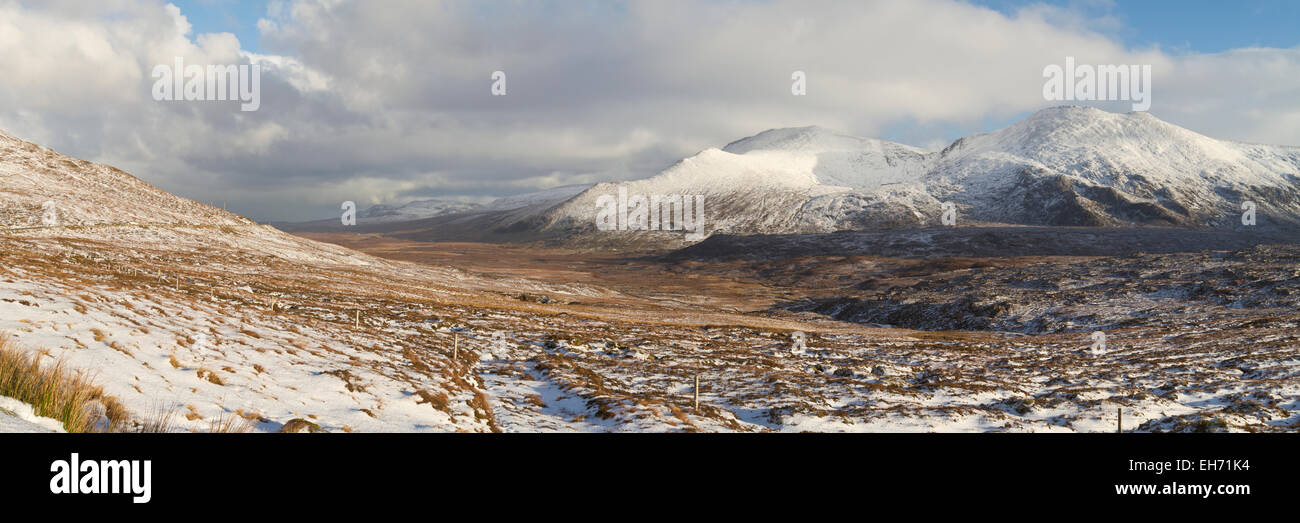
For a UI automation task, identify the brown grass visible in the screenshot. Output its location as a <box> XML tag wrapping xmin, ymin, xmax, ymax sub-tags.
<box><xmin>469</xmin><ymin>390</ymin><xmax>500</xmax><ymax>432</ymax></box>
<box><xmin>108</xmin><ymin>340</ymin><xmax>131</xmax><ymax>356</ymax></box>
<box><xmin>0</xmin><ymin>335</ymin><xmax>128</xmax><ymax>432</ymax></box>
<box><xmin>207</xmin><ymin>412</ymin><xmax>253</xmax><ymax>433</ymax></box>
<box><xmin>415</xmin><ymin>389</ymin><xmax>451</xmax><ymax>412</ymax></box>
<box><xmin>137</xmin><ymin>403</ymin><xmax>178</xmax><ymax>433</ymax></box>
<box><xmin>196</xmin><ymin>368</ymin><xmax>225</xmax><ymax>386</ymax></box>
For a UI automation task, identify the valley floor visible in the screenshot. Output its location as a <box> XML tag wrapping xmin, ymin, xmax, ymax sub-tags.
<box><xmin>0</xmin><ymin>226</ymin><xmax>1295</xmax><ymax>432</ymax></box>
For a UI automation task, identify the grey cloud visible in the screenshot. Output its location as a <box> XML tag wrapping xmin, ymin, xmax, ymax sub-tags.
<box><xmin>0</xmin><ymin>0</ymin><xmax>1296</xmax><ymax>222</ymax></box>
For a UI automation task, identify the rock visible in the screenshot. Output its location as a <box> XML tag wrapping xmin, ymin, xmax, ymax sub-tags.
<box><xmin>280</xmin><ymin>418</ymin><xmax>327</xmax><ymax>433</ymax></box>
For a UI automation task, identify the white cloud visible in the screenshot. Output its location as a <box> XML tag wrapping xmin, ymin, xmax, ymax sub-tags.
<box><xmin>0</xmin><ymin>0</ymin><xmax>1296</xmax><ymax>221</ymax></box>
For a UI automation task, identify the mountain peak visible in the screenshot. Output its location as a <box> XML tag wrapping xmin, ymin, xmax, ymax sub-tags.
<box><xmin>723</xmin><ymin>125</ymin><xmax>880</xmax><ymax>154</ymax></box>
<box><xmin>1017</xmin><ymin>105</ymin><xmax>1173</xmax><ymax>131</ymax></box>
<box><xmin>965</xmin><ymin>105</ymin><xmax>1213</xmax><ymax>159</ymax></box>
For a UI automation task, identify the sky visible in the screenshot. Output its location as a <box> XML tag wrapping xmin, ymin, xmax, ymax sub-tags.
<box><xmin>1</xmin><ymin>0</ymin><xmax>1297</xmax><ymax>222</ymax></box>
<box><xmin>976</xmin><ymin>0</ymin><xmax>1300</xmax><ymax>52</ymax></box>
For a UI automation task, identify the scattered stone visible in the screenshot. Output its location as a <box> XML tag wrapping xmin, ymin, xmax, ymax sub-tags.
<box><xmin>281</xmin><ymin>418</ymin><xmax>327</xmax><ymax>433</ymax></box>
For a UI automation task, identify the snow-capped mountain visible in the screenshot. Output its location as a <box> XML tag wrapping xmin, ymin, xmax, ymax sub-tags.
<box><xmin>538</xmin><ymin>107</ymin><xmax>1300</xmax><ymax>242</ymax></box>
<box><xmin>925</xmin><ymin>107</ymin><xmax>1300</xmax><ymax>227</ymax></box>
<box><xmin>360</xmin><ymin>198</ymin><xmax>483</xmax><ymax>224</ymax></box>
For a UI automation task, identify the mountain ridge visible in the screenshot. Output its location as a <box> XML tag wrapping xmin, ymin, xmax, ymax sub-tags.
<box><xmin>533</xmin><ymin>106</ymin><xmax>1300</xmax><ymax>245</ymax></box>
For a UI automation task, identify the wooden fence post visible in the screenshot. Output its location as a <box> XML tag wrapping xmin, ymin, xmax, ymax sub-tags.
<box><xmin>693</xmin><ymin>374</ymin><xmax>700</xmax><ymax>410</ymax></box>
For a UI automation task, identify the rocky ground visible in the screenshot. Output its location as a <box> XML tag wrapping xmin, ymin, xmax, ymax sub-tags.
<box><xmin>781</xmin><ymin>244</ymin><xmax>1300</xmax><ymax>334</ymax></box>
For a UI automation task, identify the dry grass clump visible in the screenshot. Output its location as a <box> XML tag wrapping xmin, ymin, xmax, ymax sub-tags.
<box><xmin>469</xmin><ymin>390</ymin><xmax>500</xmax><ymax>432</ymax></box>
<box><xmin>137</xmin><ymin>403</ymin><xmax>178</xmax><ymax>433</ymax></box>
<box><xmin>135</xmin><ymin>403</ymin><xmax>256</xmax><ymax>433</ymax></box>
<box><xmin>196</xmin><ymin>368</ymin><xmax>225</xmax><ymax>386</ymax></box>
<box><xmin>415</xmin><ymin>389</ymin><xmax>451</xmax><ymax>412</ymax></box>
<box><xmin>0</xmin><ymin>335</ymin><xmax>128</xmax><ymax>432</ymax></box>
<box><xmin>208</xmin><ymin>412</ymin><xmax>254</xmax><ymax>433</ymax></box>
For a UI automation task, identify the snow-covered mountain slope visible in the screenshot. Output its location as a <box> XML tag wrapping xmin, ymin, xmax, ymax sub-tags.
<box><xmin>538</xmin><ymin>107</ymin><xmax>1300</xmax><ymax>244</ymax></box>
<box><xmin>928</xmin><ymin>107</ymin><xmax>1300</xmax><ymax>227</ymax></box>
<box><xmin>548</xmin><ymin>148</ymin><xmax>827</xmax><ymax>237</ymax></box>
<box><xmin>277</xmin><ymin>185</ymin><xmax>593</xmax><ymax>235</ymax></box>
<box><xmin>484</xmin><ymin>184</ymin><xmax>592</xmax><ymax>211</ymax></box>
<box><xmin>722</xmin><ymin>125</ymin><xmax>932</xmax><ymax>191</ymax></box>
<box><xmin>362</xmin><ymin>185</ymin><xmax>594</xmax><ymax>223</ymax></box>
<box><xmin>0</xmin><ymin>129</ymin><xmax>250</xmax><ymax>228</ymax></box>
<box><xmin>361</xmin><ymin>198</ymin><xmax>483</xmax><ymax>224</ymax></box>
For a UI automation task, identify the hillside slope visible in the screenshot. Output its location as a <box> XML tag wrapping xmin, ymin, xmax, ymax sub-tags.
<box><xmin>0</xmin><ymin>130</ymin><xmax>249</xmax><ymax>228</ymax></box>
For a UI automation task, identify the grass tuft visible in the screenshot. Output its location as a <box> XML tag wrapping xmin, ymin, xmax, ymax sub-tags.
<box><xmin>137</xmin><ymin>403</ymin><xmax>178</xmax><ymax>433</ymax></box>
<box><xmin>208</xmin><ymin>412</ymin><xmax>254</xmax><ymax>433</ymax></box>
<box><xmin>0</xmin><ymin>335</ymin><xmax>128</xmax><ymax>432</ymax></box>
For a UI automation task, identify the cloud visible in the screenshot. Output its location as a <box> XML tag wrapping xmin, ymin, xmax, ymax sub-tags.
<box><xmin>0</xmin><ymin>0</ymin><xmax>1296</xmax><ymax>221</ymax></box>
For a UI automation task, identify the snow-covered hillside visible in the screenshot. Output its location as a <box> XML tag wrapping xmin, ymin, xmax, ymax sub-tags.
<box><xmin>362</xmin><ymin>185</ymin><xmax>594</xmax><ymax>223</ymax></box>
<box><xmin>540</xmin><ymin>107</ymin><xmax>1300</xmax><ymax>243</ymax></box>
<box><xmin>360</xmin><ymin>199</ymin><xmax>484</xmax><ymax>224</ymax></box>
<box><xmin>722</xmin><ymin>125</ymin><xmax>932</xmax><ymax>191</ymax></box>
<box><xmin>0</xmin><ymin>129</ymin><xmax>250</xmax><ymax>228</ymax></box>
<box><xmin>485</xmin><ymin>184</ymin><xmax>592</xmax><ymax>211</ymax></box>
<box><xmin>0</xmin><ymin>128</ymin><xmax>601</xmax><ymax>432</ymax></box>
<box><xmin>928</xmin><ymin>107</ymin><xmax>1300</xmax><ymax>227</ymax></box>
